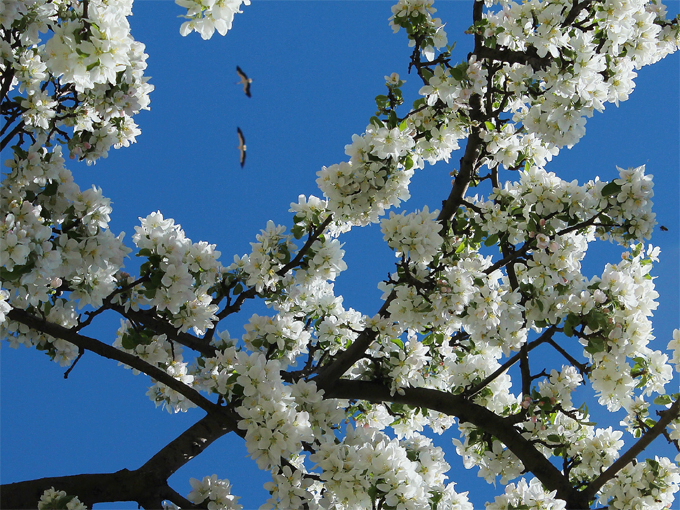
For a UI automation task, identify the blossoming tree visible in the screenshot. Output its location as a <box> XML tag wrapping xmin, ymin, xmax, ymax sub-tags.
<box><xmin>1</xmin><ymin>0</ymin><xmax>679</xmax><ymax>509</ymax></box>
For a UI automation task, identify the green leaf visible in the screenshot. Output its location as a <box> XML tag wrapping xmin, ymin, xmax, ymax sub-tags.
<box><xmin>42</xmin><ymin>181</ymin><xmax>59</xmax><ymax>197</ymax></box>
<box><xmin>484</xmin><ymin>121</ymin><xmax>496</xmax><ymax>131</ymax></box>
<box><xmin>0</xmin><ymin>262</ymin><xmax>35</xmax><ymax>282</ymax></box>
<box><xmin>388</xmin><ymin>110</ymin><xmax>398</xmax><ymax>128</ymax></box>
<box><xmin>654</xmin><ymin>394</ymin><xmax>672</xmax><ymax>406</ymax></box>
<box><xmin>291</xmin><ymin>224</ymin><xmax>305</xmax><ymax>239</ymax></box>
<box><xmin>450</xmin><ymin>66</ymin><xmax>464</xmax><ymax>81</ymax></box>
<box><xmin>563</xmin><ymin>314</ymin><xmax>579</xmax><ymax>337</ymax></box>
<box><xmin>121</xmin><ymin>332</ymin><xmax>137</xmax><ymax>350</ymax></box>
<box><xmin>585</xmin><ymin>337</ymin><xmax>606</xmax><ymax>355</ymax></box>
<box><xmin>601</xmin><ymin>181</ymin><xmax>622</xmax><ymax>197</ymax></box>
<box><xmin>586</xmin><ymin>310</ymin><xmax>608</xmax><ymax>332</ymax></box>
<box><xmin>484</xmin><ymin>233</ymin><xmax>498</xmax><ymax>247</ymax></box>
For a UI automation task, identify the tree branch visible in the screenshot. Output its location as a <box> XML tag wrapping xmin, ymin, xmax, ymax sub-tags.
<box><xmin>109</xmin><ymin>304</ymin><xmax>217</xmax><ymax>358</ymax></box>
<box><xmin>312</xmin><ymin>296</ymin><xmax>392</xmax><ymax>390</ymax></box>
<box><xmin>8</xmin><ymin>308</ymin><xmax>221</xmax><ymax>415</ymax></box>
<box><xmin>582</xmin><ymin>397</ymin><xmax>680</xmax><ymax>500</ymax></box>
<box><xmin>325</xmin><ymin>379</ymin><xmax>591</xmax><ymax>509</ymax></box>
<box><xmin>464</xmin><ymin>326</ymin><xmax>557</xmax><ymax>398</ymax></box>
<box><xmin>0</xmin><ymin>406</ymin><xmax>238</xmax><ymax>509</ymax></box>
<box><xmin>139</xmin><ymin>412</ymin><xmax>236</xmax><ymax>480</ymax></box>
<box><xmin>437</xmin><ymin>125</ymin><xmax>482</xmax><ymax>224</ymax></box>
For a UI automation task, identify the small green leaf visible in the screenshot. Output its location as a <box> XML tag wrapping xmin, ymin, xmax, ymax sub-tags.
<box><xmin>601</xmin><ymin>181</ymin><xmax>622</xmax><ymax>197</ymax></box>
<box><xmin>369</xmin><ymin>116</ymin><xmax>383</xmax><ymax>127</ymax></box>
<box><xmin>121</xmin><ymin>333</ymin><xmax>137</xmax><ymax>350</ymax></box>
<box><xmin>388</xmin><ymin>110</ymin><xmax>398</xmax><ymax>128</ymax></box>
<box><xmin>585</xmin><ymin>337</ymin><xmax>606</xmax><ymax>355</ymax></box>
<box><xmin>484</xmin><ymin>233</ymin><xmax>499</xmax><ymax>247</ymax></box>
<box><xmin>42</xmin><ymin>181</ymin><xmax>59</xmax><ymax>196</ymax></box>
<box><xmin>653</xmin><ymin>394</ymin><xmax>672</xmax><ymax>406</ymax></box>
<box><xmin>291</xmin><ymin>224</ymin><xmax>305</xmax><ymax>239</ymax></box>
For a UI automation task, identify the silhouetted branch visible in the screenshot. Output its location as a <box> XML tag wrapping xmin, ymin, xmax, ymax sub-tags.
<box><xmin>325</xmin><ymin>379</ymin><xmax>592</xmax><ymax>509</ymax></box>
<box><xmin>582</xmin><ymin>397</ymin><xmax>680</xmax><ymax>500</ymax></box>
<box><xmin>8</xmin><ymin>308</ymin><xmax>220</xmax><ymax>414</ymax></box>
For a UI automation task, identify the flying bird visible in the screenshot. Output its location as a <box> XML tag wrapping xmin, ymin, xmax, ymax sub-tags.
<box><xmin>237</xmin><ymin>127</ymin><xmax>247</xmax><ymax>168</ymax></box>
<box><xmin>236</xmin><ymin>66</ymin><xmax>252</xmax><ymax>97</ymax></box>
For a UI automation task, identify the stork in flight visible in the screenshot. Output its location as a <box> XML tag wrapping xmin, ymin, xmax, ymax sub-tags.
<box><xmin>236</xmin><ymin>66</ymin><xmax>252</xmax><ymax>98</ymax></box>
<box><xmin>237</xmin><ymin>127</ymin><xmax>247</xmax><ymax>168</ymax></box>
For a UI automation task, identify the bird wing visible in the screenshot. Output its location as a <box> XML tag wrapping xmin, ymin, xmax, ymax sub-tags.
<box><xmin>236</xmin><ymin>66</ymin><xmax>252</xmax><ymax>97</ymax></box>
<box><xmin>237</xmin><ymin>127</ymin><xmax>247</xmax><ymax>168</ymax></box>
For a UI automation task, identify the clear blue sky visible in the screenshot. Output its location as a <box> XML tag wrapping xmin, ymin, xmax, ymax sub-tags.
<box><xmin>1</xmin><ymin>1</ymin><xmax>678</xmax><ymax>509</ymax></box>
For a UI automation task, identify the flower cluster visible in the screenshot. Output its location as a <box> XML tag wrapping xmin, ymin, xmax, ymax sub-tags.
<box><xmin>235</xmin><ymin>352</ymin><xmax>315</xmax><ymax>470</ymax></box>
<box><xmin>381</xmin><ymin>206</ymin><xmax>443</xmax><ymax>265</ymax></box>
<box><xmin>176</xmin><ymin>0</ymin><xmax>251</xmax><ymax>39</ymax></box>
<box><xmin>37</xmin><ymin>487</ymin><xmax>87</xmax><ymax>510</ymax></box>
<box><xmin>598</xmin><ymin>457</ymin><xmax>680</xmax><ymax>510</ymax></box>
<box><xmin>242</xmin><ymin>314</ymin><xmax>310</xmax><ymax>367</ymax></box>
<box><xmin>586</xmin><ymin>244</ymin><xmax>672</xmax><ymax>412</ymax></box>
<box><xmin>487</xmin><ymin>478</ymin><xmax>566</xmax><ymax>510</ymax></box>
<box><xmin>228</xmin><ymin>221</ymin><xmax>297</xmax><ymax>293</ymax></box>
<box><xmin>317</xmin><ymin>145</ymin><xmax>414</xmax><ymax>227</ymax></box>
<box><xmin>476</xmin><ymin>0</ymin><xmax>679</xmax><ymax>158</ymax></box>
<box><xmin>132</xmin><ymin>211</ymin><xmax>222</xmax><ymax>335</ymax></box>
<box><xmin>3</xmin><ymin>0</ymin><xmax>153</xmax><ymax>162</ymax></box>
<box><xmin>187</xmin><ymin>475</ymin><xmax>242</xmax><ymax>510</ymax></box>
<box><xmin>311</xmin><ymin>426</ymin><xmax>473</xmax><ymax>510</ymax></box>
<box><xmin>389</xmin><ymin>0</ymin><xmax>448</xmax><ymax>61</ymax></box>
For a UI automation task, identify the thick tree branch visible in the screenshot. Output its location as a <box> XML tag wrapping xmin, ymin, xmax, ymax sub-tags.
<box><xmin>2</xmin><ymin>470</ymin><xmax>150</xmax><ymax>510</ymax></box>
<box><xmin>325</xmin><ymin>380</ymin><xmax>591</xmax><ymax>509</ymax></box>
<box><xmin>476</xmin><ymin>46</ymin><xmax>551</xmax><ymax>72</ymax></box>
<box><xmin>139</xmin><ymin>412</ymin><xmax>236</xmax><ymax>480</ymax></box>
<box><xmin>0</xmin><ymin>408</ymin><xmax>237</xmax><ymax>509</ymax></box>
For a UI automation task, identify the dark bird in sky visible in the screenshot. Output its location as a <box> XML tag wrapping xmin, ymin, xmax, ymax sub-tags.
<box><xmin>660</xmin><ymin>225</ymin><xmax>669</xmax><ymax>231</ymax></box>
<box><xmin>237</xmin><ymin>127</ymin><xmax>247</xmax><ymax>168</ymax></box>
<box><xmin>236</xmin><ymin>66</ymin><xmax>252</xmax><ymax>97</ymax></box>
